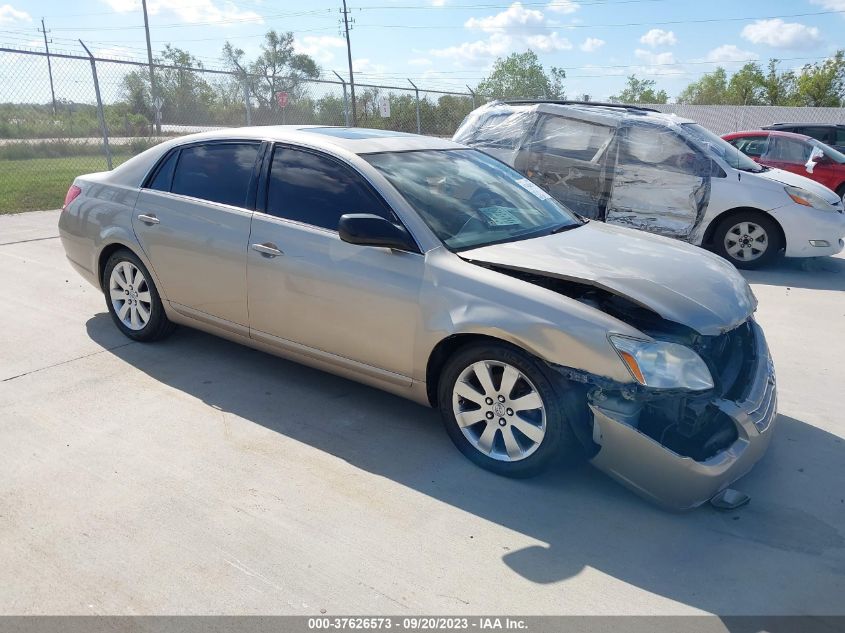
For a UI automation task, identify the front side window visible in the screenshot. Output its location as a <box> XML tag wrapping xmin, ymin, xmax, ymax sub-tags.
<box><xmin>266</xmin><ymin>147</ymin><xmax>394</xmax><ymax>230</ymax></box>
<box><xmin>681</xmin><ymin>123</ymin><xmax>763</xmax><ymax>172</ymax></box>
<box><xmin>171</xmin><ymin>143</ymin><xmax>260</xmax><ymax>208</ymax></box>
<box><xmin>617</xmin><ymin>124</ymin><xmax>703</xmax><ymax>175</ymax></box>
<box><xmin>364</xmin><ymin>149</ymin><xmax>581</xmax><ymax>251</ymax></box>
<box><xmin>766</xmin><ymin>136</ymin><xmax>811</xmax><ymax>164</ymax></box>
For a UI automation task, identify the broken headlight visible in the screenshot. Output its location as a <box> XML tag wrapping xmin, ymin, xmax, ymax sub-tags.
<box><xmin>609</xmin><ymin>335</ymin><xmax>714</xmax><ymax>391</ymax></box>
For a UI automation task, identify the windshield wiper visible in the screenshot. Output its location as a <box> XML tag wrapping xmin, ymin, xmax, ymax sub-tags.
<box><xmin>549</xmin><ymin>221</ymin><xmax>584</xmax><ymax>235</ymax></box>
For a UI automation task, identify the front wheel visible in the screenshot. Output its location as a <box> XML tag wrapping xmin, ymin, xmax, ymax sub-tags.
<box><xmin>437</xmin><ymin>342</ymin><xmax>580</xmax><ymax>478</ymax></box>
<box><xmin>103</xmin><ymin>249</ymin><xmax>175</xmax><ymax>342</ymax></box>
<box><xmin>712</xmin><ymin>212</ymin><xmax>782</xmax><ymax>269</ymax></box>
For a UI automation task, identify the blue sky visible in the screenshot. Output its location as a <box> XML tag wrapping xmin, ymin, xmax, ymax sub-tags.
<box><xmin>2</xmin><ymin>0</ymin><xmax>844</xmax><ymax>100</ymax></box>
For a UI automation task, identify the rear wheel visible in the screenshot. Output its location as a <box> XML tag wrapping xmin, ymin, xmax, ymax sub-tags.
<box><xmin>437</xmin><ymin>341</ymin><xmax>580</xmax><ymax>478</ymax></box>
<box><xmin>712</xmin><ymin>212</ymin><xmax>782</xmax><ymax>269</ymax></box>
<box><xmin>102</xmin><ymin>249</ymin><xmax>174</xmax><ymax>342</ymax></box>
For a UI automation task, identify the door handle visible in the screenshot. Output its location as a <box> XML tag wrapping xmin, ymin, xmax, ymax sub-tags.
<box><xmin>137</xmin><ymin>214</ymin><xmax>160</xmax><ymax>225</ymax></box>
<box><xmin>251</xmin><ymin>242</ymin><xmax>283</xmax><ymax>257</ymax></box>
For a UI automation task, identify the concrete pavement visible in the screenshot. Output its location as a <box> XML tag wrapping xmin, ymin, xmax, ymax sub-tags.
<box><xmin>0</xmin><ymin>210</ymin><xmax>843</xmax><ymax>615</ymax></box>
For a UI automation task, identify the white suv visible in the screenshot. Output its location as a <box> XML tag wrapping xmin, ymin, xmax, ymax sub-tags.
<box><xmin>454</xmin><ymin>101</ymin><xmax>845</xmax><ymax>268</ymax></box>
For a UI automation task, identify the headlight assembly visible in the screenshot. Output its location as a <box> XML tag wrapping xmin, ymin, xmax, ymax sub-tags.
<box><xmin>609</xmin><ymin>335</ymin><xmax>714</xmax><ymax>391</ymax></box>
<box><xmin>784</xmin><ymin>186</ymin><xmax>838</xmax><ymax>212</ymax></box>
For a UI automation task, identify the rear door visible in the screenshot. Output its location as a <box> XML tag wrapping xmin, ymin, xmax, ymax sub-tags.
<box><xmin>133</xmin><ymin>141</ymin><xmax>262</xmax><ymax>329</ymax></box>
<box><xmin>605</xmin><ymin>123</ymin><xmax>711</xmax><ymax>240</ymax></box>
<box><xmin>516</xmin><ymin>114</ymin><xmax>615</xmax><ymax>219</ymax></box>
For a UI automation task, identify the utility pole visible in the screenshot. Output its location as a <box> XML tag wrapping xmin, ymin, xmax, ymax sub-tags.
<box><xmin>39</xmin><ymin>18</ymin><xmax>57</xmax><ymax>115</ymax></box>
<box><xmin>340</xmin><ymin>0</ymin><xmax>357</xmax><ymax>126</ymax></box>
<box><xmin>141</xmin><ymin>0</ymin><xmax>160</xmax><ymax>135</ymax></box>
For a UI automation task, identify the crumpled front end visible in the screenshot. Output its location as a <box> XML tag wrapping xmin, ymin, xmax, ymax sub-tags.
<box><xmin>580</xmin><ymin>320</ymin><xmax>777</xmax><ymax>510</ymax></box>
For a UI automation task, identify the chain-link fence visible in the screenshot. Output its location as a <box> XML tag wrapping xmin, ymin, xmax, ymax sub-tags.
<box><xmin>0</xmin><ymin>46</ymin><xmax>477</xmax><ymax>213</ymax></box>
<box><xmin>3</xmin><ymin>44</ymin><xmax>845</xmax><ymax>214</ymax></box>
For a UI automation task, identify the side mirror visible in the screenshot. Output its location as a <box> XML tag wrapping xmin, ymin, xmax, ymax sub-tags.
<box><xmin>338</xmin><ymin>213</ymin><xmax>418</xmax><ymax>252</ymax></box>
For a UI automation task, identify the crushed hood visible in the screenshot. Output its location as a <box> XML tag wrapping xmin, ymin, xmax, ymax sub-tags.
<box><xmin>460</xmin><ymin>221</ymin><xmax>757</xmax><ymax>336</ymax></box>
<box><xmin>753</xmin><ymin>167</ymin><xmax>841</xmax><ymax>205</ymax></box>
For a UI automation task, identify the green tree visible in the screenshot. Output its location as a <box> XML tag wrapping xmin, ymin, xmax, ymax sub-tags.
<box><xmin>610</xmin><ymin>74</ymin><xmax>668</xmax><ymax>104</ymax></box>
<box><xmin>725</xmin><ymin>62</ymin><xmax>765</xmax><ymax>105</ymax></box>
<box><xmin>761</xmin><ymin>59</ymin><xmax>799</xmax><ymax>106</ymax></box>
<box><xmin>795</xmin><ymin>50</ymin><xmax>845</xmax><ymax>106</ymax></box>
<box><xmin>677</xmin><ymin>67</ymin><xmax>728</xmax><ymax>104</ymax></box>
<box><xmin>223</xmin><ymin>30</ymin><xmax>320</xmax><ymax>115</ymax></box>
<box><xmin>120</xmin><ymin>45</ymin><xmax>214</xmax><ymax>126</ymax></box>
<box><xmin>476</xmin><ymin>51</ymin><xmax>566</xmax><ymax>100</ymax></box>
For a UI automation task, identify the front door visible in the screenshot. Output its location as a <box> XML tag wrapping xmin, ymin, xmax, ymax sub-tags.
<box><xmin>247</xmin><ymin>145</ymin><xmax>424</xmax><ymax>380</ymax></box>
<box><xmin>132</xmin><ymin>141</ymin><xmax>261</xmax><ymax>327</ymax></box>
<box><xmin>605</xmin><ymin>124</ymin><xmax>710</xmax><ymax>240</ymax></box>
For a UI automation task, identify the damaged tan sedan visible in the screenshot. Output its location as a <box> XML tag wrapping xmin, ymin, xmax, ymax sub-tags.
<box><xmin>59</xmin><ymin>127</ymin><xmax>777</xmax><ymax>510</ymax></box>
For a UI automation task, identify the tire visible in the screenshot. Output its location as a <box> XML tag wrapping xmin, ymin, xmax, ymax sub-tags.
<box><xmin>102</xmin><ymin>248</ymin><xmax>175</xmax><ymax>342</ymax></box>
<box><xmin>437</xmin><ymin>341</ymin><xmax>580</xmax><ymax>478</ymax></box>
<box><xmin>712</xmin><ymin>211</ymin><xmax>783</xmax><ymax>270</ymax></box>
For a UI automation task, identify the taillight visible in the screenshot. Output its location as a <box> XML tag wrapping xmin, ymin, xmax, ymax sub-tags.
<box><xmin>63</xmin><ymin>185</ymin><xmax>82</xmax><ymax>210</ymax></box>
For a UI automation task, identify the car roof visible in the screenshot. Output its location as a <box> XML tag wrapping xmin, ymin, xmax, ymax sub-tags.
<box><xmin>765</xmin><ymin>123</ymin><xmax>845</xmax><ymax>129</ymax></box>
<box><xmin>725</xmin><ymin>130</ymin><xmax>812</xmax><ymax>141</ymax></box>
<box><xmin>157</xmin><ymin>125</ymin><xmax>464</xmax><ymax>154</ymax></box>
<box><xmin>489</xmin><ymin>100</ymin><xmax>696</xmax><ymax>126</ymax></box>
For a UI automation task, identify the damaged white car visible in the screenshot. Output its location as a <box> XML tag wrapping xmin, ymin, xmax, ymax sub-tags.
<box><xmin>454</xmin><ymin>101</ymin><xmax>845</xmax><ymax>268</ymax></box>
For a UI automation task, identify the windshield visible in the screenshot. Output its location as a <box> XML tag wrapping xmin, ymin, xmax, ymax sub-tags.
<box><xmin>364</xmin><ymin>149</ymin><xmax>581</xmax><ymax>251</ymax></box>
<box><xmin>680</xmin><ymin>123</ymin><xmax>764</xmax><ymax>172</ymax></box>
<box><xmin>811</xmin><ymin>139</ymin><xmax>845</xmax><ymax>164</ymax></box>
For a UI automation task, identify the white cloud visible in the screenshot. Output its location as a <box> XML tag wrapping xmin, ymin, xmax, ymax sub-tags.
<box><xmin>0</xmin><ymin>4</ymin><xmax>31</xmax><ymax>25</ymax></box>
<box><xmin>294</xmin><ymin>35</ymin><xmax>345</xmax><ymax>65</ymax></box>
<box><xmin>546</xmin><ymin>0</ymin><xmax>579</xmax><ymax>14</ymax></box>
<box><xmin>408</xmin><ymin>57</ymin><xmax>433</xmax><ymax>67</ymax></box>
<box><xmin>579</xmin><ymin>37</ymin><xmax>605</xmax><ymax>52</ymax></box>
<box><xmin>810</xmin><ymin>0</ymin><xmax>845</xmax><ymax>12</ymax></box>
<box><xmin>634</xmin><ymin>49</ymin><xmax>676</xmax><ymax>66</ymax></box>
<box><xmin>702</xmin><ymin>44</ymin><xmax>758</xmax><ymax>63</ymax></box>
<box><xmin>353</xmin><ymin>58</ymin><xmax>387</xmax><ymax>75</ymax></box>
<box><xmin>433</xmin><ymin>2</ymin><xmax>572</xmax><ymax>66</ymax></box>
<box><xmin>431</xmin><ymin>0</ymin><xmax>447</xmax><ymax>6</ymax></box>
<box><xmin>639</xmin><ymin>28</ymin><xmax>677</xmax><ymax>48</ymax></box>
<box><xmin>741</xmin><ymin>19</ymin><xmax>821</xmax><ymax>49</ymax></box>
<box><xmin>102</xmin><ymin>0</ymin><xmax>262</xmax><ymax>26</ymax></box>
<box><xmin>465</xmin><ymin>3</ymin><xmax>546</xmax><ymax>34</ymax></box>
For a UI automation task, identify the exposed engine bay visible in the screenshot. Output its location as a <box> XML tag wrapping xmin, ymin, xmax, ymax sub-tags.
<box><xmin>480</xmin><ymin>263</ymin><xmax>758</xmax><ymax>462</ymax></box>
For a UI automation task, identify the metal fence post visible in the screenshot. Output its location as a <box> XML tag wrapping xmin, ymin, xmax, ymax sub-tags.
<box><xmin>79</xmin><ymin>40</ymin><xmax>113</xmax><ymax>170</ymax></box>
<box><xmin>241</xmin><ymin>76</ymin><xmax>252</xmax><ymax>126</ymax></box>
<box><xmin>466</xmin><ymin>85</ymin><xmax>476</xmax><ymax>108</ymax></box>
<box><xmin>408</xmin><ymin>79</ymin><xmax>421</xmax><ymax>134</ymax></box>
<box><xmin>333</xmin><ymin>71</ymin><xmax>350</xmax><ymax>126</ymax></box>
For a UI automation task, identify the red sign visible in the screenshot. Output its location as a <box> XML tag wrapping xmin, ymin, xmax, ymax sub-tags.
<box><xmin>275</xmin><ymin>91</ymin><xmax>289</xmax><ymax>108</ymax></box>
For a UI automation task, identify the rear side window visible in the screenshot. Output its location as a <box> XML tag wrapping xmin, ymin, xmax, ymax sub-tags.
<box><xmin>171</xmin><ymin>143</ymin><xmax>260</xmax><ymax>208</ymax></box>
<box><xmin>529</xmin><ymin>115</ymin><xmax>614</xmax><ymax>161</ymax></box>
<box><xmin>803</xmin><ymin>127</ymin><xmax>834</xmax><ymax>144</ymax></box>
<box><xmin>266</xmin><ymin>147</ymin><xmax>394</xmax><ymax>230</ymax></box>
<box><xmin>836</xmin><ymin>128</ymin><xmax>845</xmax><ymax>145</ymax></box>
<box><xmin>148</xmin><ymin>150</ymin><xmax>178</xmax><ymax>192</ymax></box>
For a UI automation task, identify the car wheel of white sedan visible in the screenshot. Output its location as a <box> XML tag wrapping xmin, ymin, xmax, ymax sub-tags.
<box><xmin>103</xmin><ymin>249</ymin><xmax>175</xmax><ymax>342</ymax></box>
<box><xmin>438</xmin><ymin>341</ymin><xmax>580</xmax><ymax>477</ymax></box>
<box><xmin>713</xmin><ymin>212</ymin><xmax>782</xmax><ymax>270</ymax></box>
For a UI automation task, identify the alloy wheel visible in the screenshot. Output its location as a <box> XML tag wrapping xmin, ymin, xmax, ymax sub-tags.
<box><xmin>109</xmin><ymin>261</ymin><xmax>152</xmax><ymax>331</ymax></box>
<box><xmin>724</xmin><ymin>221</ymin><xmax>768</xmax><ymax>262</ymax></box>
<box><xmin>452</xmin><ymin>360</ymin><xmax>547</xmax><ymax>462</ymax></box>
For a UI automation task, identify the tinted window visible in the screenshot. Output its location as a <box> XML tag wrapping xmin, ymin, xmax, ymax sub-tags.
<box><xmin>171</xmin><ymin>143</ymin><xmax>259</xmax><ymax>207</ymax></box>
<box><xmin>266</xmin><ymin>147</ymin><xmax>394</xmax><ymax>230</ymax></box>
<box><xmin>803</xmin><ymin>127</ymin><xmax>834</xmax><ymax>144</ymax></box>
<box><xmin>147</xmin><ymin>150</ymin><xmax>178</xmax><ymax>192</ymax></box>
<box><xmin>836</xmin><ymin>128</ymin><xmax>845</xmax><ymax>145</ymax></box>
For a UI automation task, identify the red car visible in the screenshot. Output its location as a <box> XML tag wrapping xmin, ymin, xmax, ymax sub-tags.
<box><xmin>723</xmin><ymin>130</ymin><xmax>845</xmax><ymax>203</ymax></box>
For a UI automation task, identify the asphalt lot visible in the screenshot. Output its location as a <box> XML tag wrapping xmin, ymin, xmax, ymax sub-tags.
<box><xmin>1</xmin><ymin>209</ymin><xmax>843</xmax><ymax>615</ymax></box>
